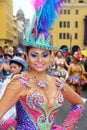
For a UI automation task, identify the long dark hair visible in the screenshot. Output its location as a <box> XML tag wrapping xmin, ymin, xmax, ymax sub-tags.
<box><xmin>10</xmin><ymin>61</ymin><xmax>23</xmax><ymax>72</ymax></box>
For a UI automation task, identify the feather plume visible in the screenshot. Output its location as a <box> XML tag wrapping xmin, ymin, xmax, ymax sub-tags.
<box><xmin>32</xmin><ymin>0</ymin><xmax>46</xmax><ymax>9</ymax></box>
<box><xmin>25</xmin><ymin>0</ymin><xmax>64</xmax><ymax>41</ymax></box>
<box><xmin>37</xmin><ymin>0</ymin><xmax>64</xmax><ymax>32</ymax></box>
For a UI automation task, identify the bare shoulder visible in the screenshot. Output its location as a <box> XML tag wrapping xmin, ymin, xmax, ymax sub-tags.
<box><xmin>46</xmin><ymin>74</ymin><xmax>56</xmax><ymax>81</ymax></box>
<box><xmin>7</xmin><ymin>74</ymin><xmax>22</xmax><ymax>91</ymax></box>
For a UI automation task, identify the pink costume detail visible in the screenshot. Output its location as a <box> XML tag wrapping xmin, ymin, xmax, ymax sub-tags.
<box><xmin>0</xmin><ymin>119</ymin><xmax>17</xmax><ymax>130</ymax></box>
<box><xmin>62</xmin><ymin>104</ymin><xmax>84</xmax><ymax>130</ymax></box>
<box><xmin>31</xmin><ymin>0</ymin><xmax>46</xmax><ymax>9</ymax></box>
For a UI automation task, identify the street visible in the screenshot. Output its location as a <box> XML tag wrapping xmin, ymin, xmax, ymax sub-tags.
<box><xmin>55</xmin><ymin>90</ymin><xmax>87</xmax><ymax>130</ymax></box>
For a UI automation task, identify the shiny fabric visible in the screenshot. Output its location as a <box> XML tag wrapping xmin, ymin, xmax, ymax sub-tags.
<box><xmin>67</xmin><ymin>65</ymin><xmax>83</xmax><ymax>85</ymax></box>
<box><xmin>14</xmin><ymin>89</ymin><xmax>64</xmax><ymax>130</ymax></box>
<box><xmin>12</xmin><ymin>77</ymin><xmax>64</xmax><ymax>130</ymax></box>
<box><xmin>1</xmin><ymin>76</ymin><xmax>84</xmax><ymax>130</ymax></box>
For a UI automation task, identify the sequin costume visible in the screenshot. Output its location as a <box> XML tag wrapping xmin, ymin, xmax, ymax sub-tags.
<box><xmin>67</xmin><ymin>65</ymin><xmax>83</xmax><ymax>85</ymax></box>
<box><xmin>0</xmin><ymin>76</ymin><xmax>84</xmax><ymax>130</ymax></box>
<box><xmin>12</xmin><ymin>77</ymin><xmax>64</xmax><ymax>130</ymax></box>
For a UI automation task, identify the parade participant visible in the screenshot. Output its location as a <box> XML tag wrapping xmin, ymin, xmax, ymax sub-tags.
<box><xmin>0</xmin><ymin>56</ymin><xmax>27</xmax><ymax>130</ymax></box>
<box><xmin>0</xmin><ymin>54</ymin><xmax>4</xmax><ymax>82</ymax></box>
<box><xmin>53</xmin><ymin>49</ymin><xmax>69</xmax><ymax>79</ymax></box>
<box><xmin>0</xmin><ymin>53</ymin><xmax>12</xmax><ymax>82</ymax></box>
<box><xmin>54</xmin><ymin>49</ymin><xmax>69</xmax><ymax>70</ymax></box>
<box><xmin>67</xmin><ymin>50</ymin><xmax>85</xmax><ymax>95</ymax></box>
<box><xmin>0</xmin><ymin>0</ymin><xmax>85</xmax><ymax>130</ymax></box>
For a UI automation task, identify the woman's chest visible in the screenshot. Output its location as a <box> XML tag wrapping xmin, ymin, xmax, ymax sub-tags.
<box><xmin>20</xmin><ymin>88</ymin><xmax>64</xmax><ymax>112</ymax></box>
<box><xmin>71</xmin><ymin>65</ymin><xmax>82</xmax><ymax>73</ymax></box>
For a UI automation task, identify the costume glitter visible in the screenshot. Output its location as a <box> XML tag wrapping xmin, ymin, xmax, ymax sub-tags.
<box><xmin>34</xmin><ymin>76</ymin><xmax>48</xmax><ymax>89</ymax></box>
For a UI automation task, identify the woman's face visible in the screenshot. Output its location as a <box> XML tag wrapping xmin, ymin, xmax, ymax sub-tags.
<box><xmin>10</xmin><ymin>63</ymin><xmax>22</xmax><ymax>75</ymax></box>
<box><xmin>57</xmin><ymin>51</ymin><xmax>62</xmax><ymax>58</ymax></box>
<box><xmin>27</xmin><ymin>48</ymin><xmax>51</xmax><ymax>72</ymax></box>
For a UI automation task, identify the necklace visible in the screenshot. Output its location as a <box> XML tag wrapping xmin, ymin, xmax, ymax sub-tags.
<box><xmin>34</xmin><ymin>76</ymin><xmax>48</xmax><ymax>89</ymax></box>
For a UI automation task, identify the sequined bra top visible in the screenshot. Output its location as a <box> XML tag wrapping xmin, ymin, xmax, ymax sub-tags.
<box><xmin>15</xmin><ymin>77</ymin><xmax>64</xmax><ymax>130</ymax></box>
<box><xmin>70</xmin><ymin>65</ymin><xmax>82</xmax><ymax>76</ymax></box>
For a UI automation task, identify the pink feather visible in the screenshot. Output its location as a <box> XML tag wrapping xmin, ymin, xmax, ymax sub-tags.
<box><xmin>2</xmin><ymin>119</ymin><xmax>17</xmax><ymax>130</ymax></box>
<box><xmin>31</xmin><ymin>0</ymin><xmax>46</xmax><ymax>9</ymax></box>
<box><xmin>52</xmin><ymin>124</ymin><xmax>64</xmax><ymax>130</ymax></box>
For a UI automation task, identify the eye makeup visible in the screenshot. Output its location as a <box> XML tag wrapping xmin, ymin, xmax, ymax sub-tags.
<box><xmin>29</xmin><ymin>52</ymin><xmax>50</xmax><ymax>58</ymax></box>
<box><xmin>42</xmin><ymin>52</ymin><xmax>50</xmax><ymax>58</ymax></box>
<box><xmin>30</xmin><ymin>53</ymin><xmax>38</xmax><ymax>58</ymax></box>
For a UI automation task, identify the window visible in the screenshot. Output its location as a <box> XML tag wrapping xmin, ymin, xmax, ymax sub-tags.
<box><xmin>63</xmin><ymin>33</ymin><xmax>66</xmax><ymax>39</ymax></box>
<box><xmin>60</xmin><ymin>10</ymin><xmax>63</xmax><ymax>14</ymax></box>
<box><xmin>59</xmin><ymin>33</ymin><xmax>62</xmax><ymax>39</ymax></box>
<box><xmin>67</xmin><ymin>10</ymin><xmax>70</xmax><ymax>14</ymax></box>
<box><xmin>75</xmin><ymin>33</ymin><xmax>78</xmax><ymax>39</ymax></box>
<box><xmin>64</xmin><ymin>22</ymin><xmax>66</xmax><ymax>27</ymax></box>
<box><xmin>64</xmin><ymin>0</ymin><xmax>67</xmax><ymax>3</ymax></box>
<box><xmin>75</xmin><ymin>21</ymin><xmax>78</xmax><ymax>28</ymax></box>
<box><xmin>75</xmin><ymin>10</ymin><xmax>79</xmax><ymax>14</ymax></box>
<box><xmin>79</xmin><ymin>0</ymin><xmax>84</xmax><ymax>3</ymax></box>
<box><xmin>64</xmin><ymin>10</ymin><xmax>66</xmax><ymax>14</ymax></box>
<box><xmin>59</xmin><ymin>21</ymin><xmax>62</xmax><ymax>27</ymax></box>
<box><xmin>67</xmin><ymin>33</ymin><xmax>70</xmax><ymax>39</ymax></box>
<box><xmin>68</xmin><ymin>0</ymin><xmax>70</xmax><ymax>3</ymax></box>
<box><xmin>67</xmin><ymin>21</ymin><xmax>70</xmax><ymax>28</ymax></box>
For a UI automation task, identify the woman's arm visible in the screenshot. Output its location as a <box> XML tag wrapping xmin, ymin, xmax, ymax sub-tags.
<box><xmin>62</xmin><ymin>83</ymin><xmax>85</xmax><ymax>105</ymax></box>
<box><xmin>0</xmin><ymin>64</ymin><xmax>4</xmax><ymax>72</ymax></box>
<box><xmin>0</xmin><ymin>78</ymin><xmax>22</xmax><ymax>119</ymax></box>
<box><xmin>62</xmin><ymin>83</ymin><xmax>85</xmax><ymax>130</ymax></box>
<box><xmin>67</xmin><ymin>64</ymin><xmax>72</xmax><ymax>76</ymax></box>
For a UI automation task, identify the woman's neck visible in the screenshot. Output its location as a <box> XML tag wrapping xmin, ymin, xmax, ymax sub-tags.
<box><xmin>29</xmin><ymin>70</ymin><xmax>47</xmax><ymax>80</ymax></box>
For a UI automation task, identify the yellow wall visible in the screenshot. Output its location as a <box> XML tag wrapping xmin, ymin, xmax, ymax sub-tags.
<box><xmin>51</xmin><ymin>1</ymin><xmax>87</xmax><ymax>50</ymax></box>
<box><xmin>0</xmin><ymin>0</ymin><xmax>18</xmax><ymax>47</ymax></box>
<box><xmin>0</xmin><ymin>2</ymin><xmax>7</xmax><ymax>38</ymax></box>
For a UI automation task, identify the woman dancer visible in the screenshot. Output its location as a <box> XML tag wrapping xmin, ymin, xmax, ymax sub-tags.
<box><xmin>0</xmin><ymin>34</ymin><xmax>85</xmax><ymax>130</ymax></box>
<box><xmin>53</xmin><ymin>49</ymin><xmax>69</xmax><ymax>79</ymax></box>
<box><xmin>67</xmin><ymin>51</ymin><xmax>85</xmax><ymax>95</ymax></box>
<box><xmin>0</xmin><ymin>0</ymin><xmax>85</xmax><ymax>130</ymax></box>
<box><xmin>0</xmin><ymin>53</ymin><xmax>12</xmax><ymax>82</ymax></box>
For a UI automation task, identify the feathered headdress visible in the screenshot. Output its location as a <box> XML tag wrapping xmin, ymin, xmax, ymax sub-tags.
<box><xmin>73</xmin><ymin>50</ymin><xmax>82</xmax><ymax>61</ymax></box>
<box><xmin>23</xmin><ymin>0</ymin><xmax>64</xmax><ymax>51</ymax></box>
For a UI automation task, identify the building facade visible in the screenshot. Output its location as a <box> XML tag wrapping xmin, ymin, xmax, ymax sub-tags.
<box><xmin>0</xmin><ymin>0</ymin><xmax>18</xmax><ymax>47</ymax></box>
<box><xmin>51</xmin><ymin>0</ymin><xmax>87</xmax><ymax>52</ymax></box>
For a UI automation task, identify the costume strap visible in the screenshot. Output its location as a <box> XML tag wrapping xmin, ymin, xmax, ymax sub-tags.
<box><xmin>0</xmin><ymin>119</ymin><xmax>16</xmax><ymax>130</ymax></box>
<box><xmin>19</xmin><ymin>77</ymin><xmax>33</xmax><ymax>89</ymax></box>
<box><xmin>56</xmin><ymin>77</ymin><xmax>65</xmax><ymax>91</ymax></box>
<box><xmin>62</xmin><ymin>104</ymin><xmax>84</xmax><ymax>130</ymax></box>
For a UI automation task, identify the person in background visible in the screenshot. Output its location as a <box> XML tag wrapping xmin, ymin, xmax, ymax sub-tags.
<box><xmin>0</xmin><ymin>54</ymin><xmax>4</xmax><ymax>65</ymax></box>
<box><xmin>0</xmin><ymin>56</ymin><xmax>28</xmax><ymax>130</ymax></box>
<box><xmin>67</xmin><ymin>51</ymin><xmax>85</xmax><ymax>95</ymax></box>
<box><xmin>0</xmin><ymin>55</ymin><xmax>4</xmax><ymax>83</ymax></box>
<box><xmin>81</xmin><ymin>55</ymin><xmax>87</xmax><ymax>90</ymax></box>
<box><xmin>53</xmin><ymin>49</ymin><xmax>69</xmax><ymax>79</ymax></box>
<box><xmin>7</xmin><ymin>46</ymin><xmax>14</xmax><ymax>56</ymax></box>
<box><xmin>0</xmin><ymin>53</ymin><xmax>12</xmax><ymax>82</ymax></box>
<box><xmin>65</xmin><ymin>53</ymin><xmax>73</xmax><ymax>66</ymax></box>
<box><xmin>0</xmin><ymin>46</ymin><xmax>4</xmax><ymax>55</ymax></box>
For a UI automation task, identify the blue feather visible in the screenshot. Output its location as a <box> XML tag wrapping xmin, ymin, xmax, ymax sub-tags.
<box><xmin>37</xmin><ymin>0</ymin><xmax>64</xmax><ymax>32</ymax></box>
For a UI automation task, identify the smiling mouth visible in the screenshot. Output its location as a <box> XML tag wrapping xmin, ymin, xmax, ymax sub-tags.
<box><xmin>35</xmin><ymin>64</ymin><xmax>45</xmax><ymax>68</ymax></box>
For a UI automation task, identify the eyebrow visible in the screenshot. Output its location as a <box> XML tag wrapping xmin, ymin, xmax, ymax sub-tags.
<box><xmin>30</xmin><ymin>51</ymin><xmax>49</xmax><ymax>55</ymax></box>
